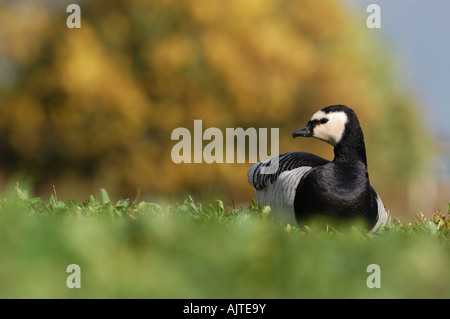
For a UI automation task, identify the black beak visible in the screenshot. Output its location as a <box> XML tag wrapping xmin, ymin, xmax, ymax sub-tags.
<box><xmin>292</xmin><ymin>125</ymin><xmax>312</xmax><ymax>138</ymax></box>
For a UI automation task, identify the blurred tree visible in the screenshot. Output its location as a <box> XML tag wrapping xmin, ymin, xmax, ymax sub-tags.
<box><xmin>0</xmin><ymin>0</ymin><xmax>429</xmax><ymax>205</ymax></box>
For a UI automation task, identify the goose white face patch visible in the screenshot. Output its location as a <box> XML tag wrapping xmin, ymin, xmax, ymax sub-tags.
<box><xmin>310</xmin><ymin>111</ymin><xmax>348</xmax><ymax>146</ymax></box>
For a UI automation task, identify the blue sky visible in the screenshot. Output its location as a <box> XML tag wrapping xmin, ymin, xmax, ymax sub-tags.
<box><xmin>344</xmin><ymin>0</ymin><xmax>450</xmax><ymax>140</ymax></box>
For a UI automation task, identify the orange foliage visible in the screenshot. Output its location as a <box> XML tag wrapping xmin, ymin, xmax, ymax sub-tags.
<box><xmin>0</xmin><ymin>0</ymin><xmax>428</xmax><ymax>202</ymax></box>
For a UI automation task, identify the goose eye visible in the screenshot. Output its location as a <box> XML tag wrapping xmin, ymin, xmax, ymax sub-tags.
<box><xmin>320</xmin><ymin>118</ymin><xmax>329</xmax><ymax>124</ymax></box>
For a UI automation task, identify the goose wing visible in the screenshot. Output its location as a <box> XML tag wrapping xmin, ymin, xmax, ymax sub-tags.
<box><xmin>248</xmin><ymin>152</ymin><xmax>329</xmax><ymax>190</ymax></box>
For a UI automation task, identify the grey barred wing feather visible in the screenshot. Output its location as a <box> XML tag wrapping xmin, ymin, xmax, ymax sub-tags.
<box><xmin>247</xmin><ymin>152</ymin><xmax>330</xmax><ymax>225</ymax></box>
<box><xmin>248</xmin><ymin>152</ymin><xmax>329</xmax><ymax>190</ymax></box>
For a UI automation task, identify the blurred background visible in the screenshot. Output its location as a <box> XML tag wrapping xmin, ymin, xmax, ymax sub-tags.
<box><xmin>0</xmin><ymin>0</ymin><xmax>448</xmax><ymax>220</ymax></box>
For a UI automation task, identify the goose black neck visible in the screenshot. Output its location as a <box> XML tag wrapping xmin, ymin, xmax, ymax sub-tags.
<box><xmin>333</xmin><ymin>121</ymin><xmax>368</xmax><ymax>166</ymax></box>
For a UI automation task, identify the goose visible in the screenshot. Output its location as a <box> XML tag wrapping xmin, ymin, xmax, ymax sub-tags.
<box><xmin>247</xmin><ymin>104</ymin><xmax>388</xmax><ymax>232</ymax></box>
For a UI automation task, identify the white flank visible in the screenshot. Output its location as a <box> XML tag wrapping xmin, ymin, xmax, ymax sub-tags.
<box><xmin>370</xmin><ymin>194</ymin><xmax>388</xmax><ymax>233</ymax></box>
<box><xmin>254</xmin><ymin>166</ymin><xmax>312</xmax><ymax>225</ymax></box>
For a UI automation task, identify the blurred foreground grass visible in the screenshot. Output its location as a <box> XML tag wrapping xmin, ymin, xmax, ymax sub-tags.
<box><xmin>1</xmin><ymin>186</ymin><xmax>449</xmax><ymax>298</ymax></box>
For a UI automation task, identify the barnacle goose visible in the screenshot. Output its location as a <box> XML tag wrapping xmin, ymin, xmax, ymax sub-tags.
<box><xmin>248</xmin><ymin>105</ymin><xmax>388</xmax><ymax>232</ymax></box>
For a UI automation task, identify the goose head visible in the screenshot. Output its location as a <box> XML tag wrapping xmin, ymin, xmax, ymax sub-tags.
<box><xmin>292</xmin><ymin>105</ymin><xmax>354</xmax><ymax>147</ymax></box>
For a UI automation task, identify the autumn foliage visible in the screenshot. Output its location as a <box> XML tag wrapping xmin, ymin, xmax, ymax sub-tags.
<box><xmin>0</xmin><ymin>1</ymin><xmax>428</xmax><ymax>203</ymax></box>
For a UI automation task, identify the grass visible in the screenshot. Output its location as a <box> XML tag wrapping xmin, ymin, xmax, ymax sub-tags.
<box><xmin>1</xmin><ymin>185</ymin><xmax>450</xmax><ymax>298</ymax></box>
